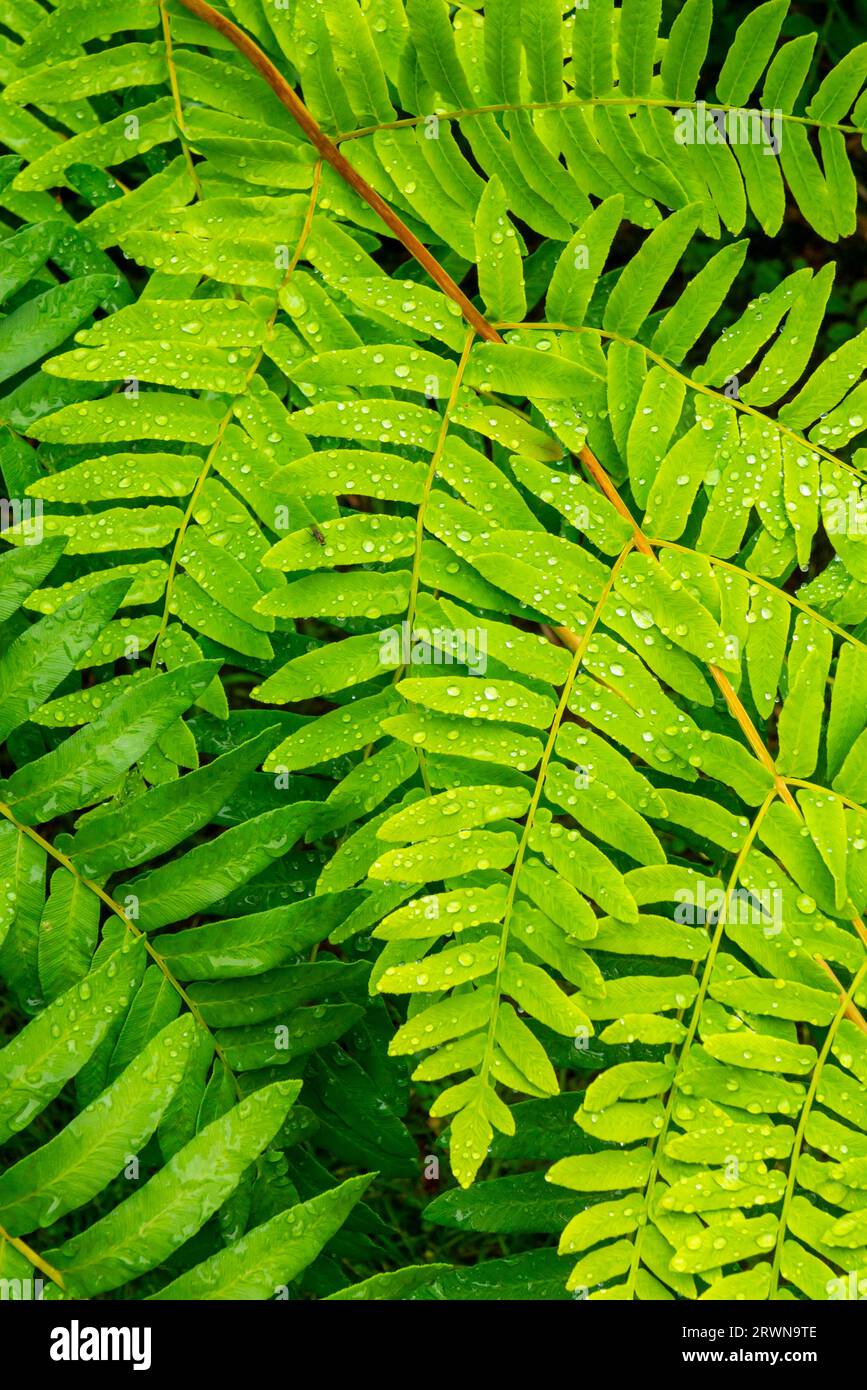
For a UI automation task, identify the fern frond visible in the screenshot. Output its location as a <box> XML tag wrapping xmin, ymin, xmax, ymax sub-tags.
<box><xmin>2</xmin><ymin>0</ymin><xmax>867</xmax><ymax>1305</ymax></box>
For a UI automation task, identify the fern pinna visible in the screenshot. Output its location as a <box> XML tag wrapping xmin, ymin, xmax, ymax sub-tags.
<box><xmin>0</xmin><ymin>0</ymin><xmax>866</xmax><ymax>1304</ymax></box>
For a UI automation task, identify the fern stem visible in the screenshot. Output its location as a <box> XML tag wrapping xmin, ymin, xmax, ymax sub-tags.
<box><xmin>564</xmin><ymin>437</ymin><xmax>801</xmax><ymax>812</ymax></box>
<box><xmin>714</xmin><ymin>666</ymin><xmax>797</xmax><ymax>807</ymax></box>
<box><xmin>768</xmin><ymin>954</ymin><xmax>867</xmax><ymax>1298</ymax></box>
<box><xmin>0</xmin><ymin>1226</ymin><xmax>67</xmax><ymax>1293</ymax></box>
<box><xmin>159</xmin><ymin>0</ymin><xmax>203</xmax><ymax>201</ymax></box>
<box><xmin>496</xmin><ymin>321</ymin><xmax>867</xmax><ymax>488</ymax></box>
<box><xmin>335</xmin><ymin>97</ymin><xmax>864</xmax><ymax>146</ymax></box>
<box><xmin>477</xmin><ymin>542</ymin><xmax>636</xmax><ymax>1094</ymax></box>
<box><xmin>402</xmin><ymin>328</ymin><xmax>477</xmax><ymax>657</ymax></box>
<box><xmin>394</xmin><ymin>327</ymin><xmax>477</xmax><ymax>796</ymax></box>
<box><xmin>150</xmin><ymin>160</ymin><xmax>322</xmax><ymax>665</ymax></box>
<box><xmin>783</xmin><ymin>777</ymin><xmax>867</xmax><ymax>819</ymax></box>
<box><xmin>814</xmin><ymin>956</ymin><xmax>867</xmax><ymax>1028</ymax></box>
<box><xmin>568</xmin><ymin>439</ymin><xmax>800</xmax><ymax>807</ymax></box>
<box><xmin>0</xmin><ymin>801</ymin><xmax>243</xmax><ymax>1099</ymax></box>
<box><xmin>648</xmin><ymin>542</ymin><xmax>867</xmax><ymax>660</ymax></box>
<box><xmin>623</xmin><ymin>790</ymin><xmax>777</xmax><ymax>1300</ymax></box>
